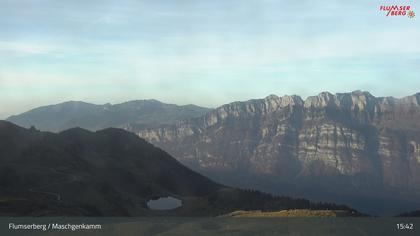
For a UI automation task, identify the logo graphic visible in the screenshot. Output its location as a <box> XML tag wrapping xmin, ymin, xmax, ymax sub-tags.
<box><xmin>408</xmin><ymin>10</ymin><xmax>415</xmax><ymax>18</ymax></box>
<box><xmin>379</xmin><ymin>5</ymin><xmax>415</xmax><ymax>18</ymax></box>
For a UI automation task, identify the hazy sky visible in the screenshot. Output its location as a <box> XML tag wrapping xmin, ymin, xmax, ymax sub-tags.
<box><xmin>1</xmin><ymin>0</ymin><xmax>419</xmax><ymax>118</ymax></box>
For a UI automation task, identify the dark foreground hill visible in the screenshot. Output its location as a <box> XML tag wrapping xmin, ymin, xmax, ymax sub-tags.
<box><xmin>0</xmin><ymin>121</ymin><xmax>361</xmax><ymax>216</ymax></box>
<box><xmin>6</xmin><ymin>100</ymin><xmax>211</xmax><ymax>132</ymax></box>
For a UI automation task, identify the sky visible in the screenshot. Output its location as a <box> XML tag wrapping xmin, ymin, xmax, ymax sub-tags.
<box><xmin>1</xmin><ymin>0</ymin><xmax>420</xmax><ymax>118</ymax></box>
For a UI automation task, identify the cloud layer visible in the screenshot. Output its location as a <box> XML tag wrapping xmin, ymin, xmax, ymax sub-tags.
<box><xmin>1</xmin><ymin>0</ymin><xmax>419</xmax><ymax>116</ymax></box>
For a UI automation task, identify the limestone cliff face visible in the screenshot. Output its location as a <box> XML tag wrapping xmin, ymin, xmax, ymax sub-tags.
<box><xmin>135</xmin><ymin>91</ymin><xmax>420</xmax><ymax>214</ymax></box>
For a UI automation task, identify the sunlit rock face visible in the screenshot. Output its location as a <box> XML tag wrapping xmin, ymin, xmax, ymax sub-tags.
<box><xmin>137</xmin><ymin>91</ymin><xmax>420</xmax><ymax>215</ymax></box>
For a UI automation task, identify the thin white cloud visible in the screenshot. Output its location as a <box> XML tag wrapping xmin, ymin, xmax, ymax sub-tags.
<box><xmin>0</xmin><ymin>41</ymin><xmax>52</xmax><ymax>55</ymax></box>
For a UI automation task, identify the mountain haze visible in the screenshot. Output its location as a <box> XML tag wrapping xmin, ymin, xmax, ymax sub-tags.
<box><xmin>7</xmin><ymin>100</ymin><xmax>211</xmax><ymax>132</ymax></box>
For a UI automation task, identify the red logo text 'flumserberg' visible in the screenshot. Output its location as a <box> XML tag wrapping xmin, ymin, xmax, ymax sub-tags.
<box><xmin>379</xmin><ymin>5</ymin><xmax>414</xmax><ymax>17</ymax></box>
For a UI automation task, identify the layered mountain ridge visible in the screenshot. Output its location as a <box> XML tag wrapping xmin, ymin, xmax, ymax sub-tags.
<box><xmin>7</xmin><ymin>100</ymin><xmax>211</xmax><ymax>132</ymax></box>
<box><xmin>5</xmin><ymin>91</ymin><xmax>420</xmax><ymax>215</ymax></box>
<box><xmin>135</xmin><ymin>91</ymin><xmax>420</xmax><ymax>215</ymax></box>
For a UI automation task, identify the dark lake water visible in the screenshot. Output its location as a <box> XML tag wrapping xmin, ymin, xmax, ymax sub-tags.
<box><xmin>147</xmin><ymin>196</ymin><xmax>182</xmax><ymax>210</ymax></box>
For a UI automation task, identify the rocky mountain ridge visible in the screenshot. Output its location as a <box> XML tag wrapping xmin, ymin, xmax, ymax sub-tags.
<box><xmin>136</xmin><ymin>91</ymin><xmax>420</xmax><ymax>215</ymax></box>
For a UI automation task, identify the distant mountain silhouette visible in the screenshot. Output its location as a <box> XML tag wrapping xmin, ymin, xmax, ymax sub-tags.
<box><xmin>7</xmin><ymin>100</ymin><xmax>211</xmax><ymax>132</ymax></box>
<box><xmin>0</xmin><ymin>121</ymin><xmax>360</xmax><ymax>216</ymax></box>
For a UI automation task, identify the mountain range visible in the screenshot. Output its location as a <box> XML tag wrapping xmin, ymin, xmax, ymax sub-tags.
<box><xmin>134</xmin><ymin>91</ymin><xmax>420</xmax><ymax>215</ymax></box>
<box><xmin>0</xmin><ymin>121</ymin><xmax>358</xmax><ymax>216</ymax></box>
<box><xmin>6</xmin><ymin>100</ymin><xmax>211</xmax><ymax>132</ymax></box>
<box><xmin>6</xmin><ymin>91</ymin><xmax>420</xmax><ymax>215</ymax></box>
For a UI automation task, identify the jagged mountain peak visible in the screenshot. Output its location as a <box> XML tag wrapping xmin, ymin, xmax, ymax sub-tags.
<box><xmin>209</xmin><ymin>94</ymin><xmax>303</xmax><ymax>121</ymax></box>
<box><xmin>304</xmin><ymin>91</ymin><xmax>376</xmax><ymax>109</ymax></box>
<box><xmin>304</xmin><ymin>92</ymin><xmax>336</xmax><ymax>108</ymax></box>
<box><xmin>397</xmin><ymin>94</ymin><xmax>420</xmax><ymax>106</ymax></box>
<box><xmin>197</xmin><ymin>91</ymin><xmax>420</xmax><ymax>127</ymax></box>
<box><xmin>257</xmin><ymin>91</ymin><xmax>380</xmax><ymax>110</ymax></box>
<box><xmin>262</xmin><ymin>94</ymin><xmax>303</xmax><ymax>109</ymax></box>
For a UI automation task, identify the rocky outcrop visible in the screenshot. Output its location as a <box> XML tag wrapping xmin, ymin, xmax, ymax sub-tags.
<box><xmin>136</xmin><ymin>91</ymin><xmax>420</xmax><ymax>215</ymax></box>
